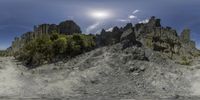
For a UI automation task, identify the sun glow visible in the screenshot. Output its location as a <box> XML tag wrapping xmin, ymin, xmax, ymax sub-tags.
<box><xmin>90</xmin><ymin>10</ymin><xmax>111</xmax><ymax>19</ymax></box>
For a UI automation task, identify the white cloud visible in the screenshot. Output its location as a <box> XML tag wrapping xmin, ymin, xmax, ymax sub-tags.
<box><xmin>86</xmin><ymin>22</ymin><xmax>100</xmax><ymax>33</ymax></box>
<box><xmin>94</xmin><ymin>29</ymin><xmax>102</xmax><ymax>34</ymax></box>
<box><xmin>117</xmin><ymin>19</ymin><xmax>130</xmax><ymax>22</ymax></box>
<box><xmin>67</xmin><ymin>16</ymin><xmax>74</xmax><ymax>20</ymax></box>
<box><xmin>139</xmin><ymin>19</ymin><xmax>149</xmax><ymax>24</ymax></box>
<box><xmin>106</xmin><ymin>27</ymin><xmax>113</xmax><ymax>32</ymax></box>
<box><xmin>132</xmin><ymin>9</ymin><xmax>140</xmax><ymax>14</ymax></box>
<box><xmin>128</xmin><ymin>15</ymin><xmax>137</xmax><ymax>19</ymax></box>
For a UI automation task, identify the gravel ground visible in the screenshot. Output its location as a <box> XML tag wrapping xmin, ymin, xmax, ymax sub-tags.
<box><xmin>0</xmin><ymin>45</ymin><xmax>200</xmax><ymax>100</ymax></box>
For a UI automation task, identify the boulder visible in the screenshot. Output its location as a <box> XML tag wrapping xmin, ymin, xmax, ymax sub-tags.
<box><xmin>120</xmin><ymin>28</ymin><xmax>140</xmax><ymax>48</ymax></box>
<box><xmin>120</xmin><ymin>28</ymin><xmax>136</xmax><ymax>42</ymax></box>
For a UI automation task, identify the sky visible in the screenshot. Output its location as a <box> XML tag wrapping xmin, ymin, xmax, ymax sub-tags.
<box><xmin>0</xmin><ymin>0</ymin><xmax>200</xmax><ymax>49</ymax></box>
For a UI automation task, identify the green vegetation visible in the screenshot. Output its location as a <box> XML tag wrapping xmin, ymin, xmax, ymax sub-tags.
<box><xmin>179</xmin><ymin>56</ymin><xmax>192</xmax><ymax>65</ymax></box>
<box><xmin>0</xmin><ymin>50</ymin><xmax>9</xmax><ymax>57</ymax></box>
<box><xmin>14</xmin><ymin>33</ymin><xmax>96</xmax><ymax>68</ymax></box>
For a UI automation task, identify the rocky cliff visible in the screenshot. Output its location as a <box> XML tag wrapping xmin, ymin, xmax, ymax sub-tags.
<box><xmin>97</xmin><ymin>16</ymin><xmax>200</xmax><ymax>60</ymax></box>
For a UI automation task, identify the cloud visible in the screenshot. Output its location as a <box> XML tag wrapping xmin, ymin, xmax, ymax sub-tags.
<box><xmin>117</xmin><ymin>19</ymin><xmax>130</xmax><ymax>22</ymax></box>
<box><xmin>106</xmin><ymin>27</ymin><xmax>113</xmax><ymax>32</ymax></box>
<box><xmin>132</xmin><ymin>9</ymin><xmax>140</xmax><ymax>14</ymax></box>
<box><xmin>86</xmin><ymin>22</ymin><xmax>100</xmax><ymax>33</ymax></box>
<box><xmin>128</xmin><ymin>15</ymin><xmax>137</xmax><ymax>19</ymax></box>
<box><xmin>67</xmin><ymin>16</ymin><xmax>74</xmax><ymax>20</ymax></box>
<box><xmin>139</xmin><ymin>19</ymin><xmax>149</xmax><ymax>24</ymax></box>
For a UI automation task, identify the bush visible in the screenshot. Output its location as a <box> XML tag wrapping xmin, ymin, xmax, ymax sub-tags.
<box><xmin>53</xmin><ymin>35</ymin><xmax>68</xmax><ymax>55</ymax></box>
<box><xmin>15</xmin><ymin>33</ymin><xmax>96</xmax><ymax>68</ymax></box>
<box><xmin>179</xmin><ymin>56</ymin><xmax>191</xmax><ymax>65</ymax></box>
<box><xmin>16</xmin><ymin>36</ymin><xmax>53</xmax><ymax>67</ymax></box>
<box><xmin>0</xmin><ymin>50</ymin><xmax>9</xmax><ymax>57</ymax></box>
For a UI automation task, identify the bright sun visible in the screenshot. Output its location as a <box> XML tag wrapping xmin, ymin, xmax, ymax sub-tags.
<box><xmin>90</xmin><ymin>11</ymin><xmax>111</xmax><ymax>19</ymax></box>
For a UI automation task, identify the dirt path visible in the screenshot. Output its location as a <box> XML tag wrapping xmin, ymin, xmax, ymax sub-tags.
<box><xmin>1</xmin><ymin>57</ymin><xmax>200</xmax><ymax>100</ymax></box>
<box><xmin>0</xmin><ymin>57</ymin><xmax>24</xmax><ymax>97</ymax></box>
<box><xmin>0</xmin><ymin>57</ymin><xmax>80</xmax><ymax>99</ymax></box>
<box><xmin>0</xmin><ymin>57</ymin><xmax>113</xmax><ymax>99</ymax></box>
<box><xmin>190</xmin><ymin>63</ymin><xmax>200</xmax><ymax>96</ymax></box>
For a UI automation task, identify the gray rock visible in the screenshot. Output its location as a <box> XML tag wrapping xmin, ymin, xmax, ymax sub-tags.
<box><xmin>97</xmin><ymin>27</ymin><xmax>122</xmax><ymax>46</ymax></box>
<box><xmin>120</xmin><ymin>28</ymin><xmax>136</xmax><ymax>43</ymax></box>
<box><xmin>180</xmin><ymin>29</ymin><xmax>190</xmax><ymax>42</ymax></box>
<box><xmin>58</xmin><ymin>20</ymin><xmax>82</xmax><ymax>35</ymax></box>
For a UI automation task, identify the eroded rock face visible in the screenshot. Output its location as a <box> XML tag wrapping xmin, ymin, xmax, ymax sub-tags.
<box><xmin>134</xmin><ymin>17</ymin><xmax>181</xmax><ymax>57</ymax></box>
<box><xmin>134</xmin><ymin>17</ymin><xmax>199</xmax><ymax>59</ymax></box>
<box><xmin>96</xmin><ymin>16</ymin><xmax>199</xmax><ymax>59</ymax></box>
<box><xmin>120</xmin><ymin>28</ymin><xmax>136</xmax><ymax>42</ymax></box>
<box><xmin>180</xmin><ymin>29</ymin><xmax>190</xmax><ymax>42</ymax></box>
<box><xmin>58</xmin><ymin>20</ymin><xmax>82</xmax><ymax>35</ymax></box>
<box><xmin>96</xmin><ymin>26</ymin><xmax>123</xmax><ymax>46</ymax></box>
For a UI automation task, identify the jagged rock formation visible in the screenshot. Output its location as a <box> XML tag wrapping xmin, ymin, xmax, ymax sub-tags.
<box><xmin>11</xmin><ymin>20</ymin><xmax>82</xmax><ymax>54</ymax></box>
<box><xmin>179</xmin><ymin>29</ymin><xmax>198</xmax><ymax>57</ymax></box>
<box><xmin>58</xmin><ymin>20</ymin><xmax>82</xmax><ymax>35</ymax></box>
<box><xmin>96</xmin><ymin>26</ymin><xmax>123</xmax><ymax>46</ymax></box>
<box><xmin>97</xmin><ymin>16</ymin><xmax>200</xmax><ymax>59</ymax></box>
<box><xmin>134</xmin><ymin>16</ymin><xmax>199</xmax><ymax>59</ymax></box>
<box><xmin>180</xmin><ymin>29</ymin><xmax>191</xmax><ymax>42</ymax></box>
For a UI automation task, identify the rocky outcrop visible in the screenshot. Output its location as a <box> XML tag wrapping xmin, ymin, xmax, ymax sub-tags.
<box><xmin>179</xmin><ymin>29</ymin><xmax>199</xmax><ymax>58</ymax></box>
<box><xmin>131</xmin><ymin>16</ymin><xmax>199</xmax><ymax>59</ymax></box>
<box><xmin>11</xmin><ymin>20</ymin><xmax>82</xmax><ymax>54</ymax></box>
<box><xmin>120</xmin><ymin>28</ymin><xmax>141</xmax><ymax>48</ymax></box>
<box><xmin>97</xmin><ymin>16</ymin><xmax>199</xmax><ymax>59</ymax></box>
<box><xmin>58</xmin><ymin>20</ymin><xmax>81</xmax><ymax>35</ymax></box>
<box><xmin>180</xmin><ymin>29</ymin><xmax>190</xmax><ymax>42</ymax></box>
<box><xmin>120</xmin><ymin>28</ymin><xmax>135</xmax><ymax>42</ymax></box>
<box><xmin>96</xmin><ymin>26</ymin><xmax>123</xmax><ymax>46</ymax></box>
<box><xmin>96</xmin><ymin>23</ymin><xmax>138</xmax><ymax>47</ymax></box>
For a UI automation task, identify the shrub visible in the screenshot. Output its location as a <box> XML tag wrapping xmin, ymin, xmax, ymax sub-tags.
<box><xmin>17</xmin><ymin>36</ymin><xmax>53</xmax><ymax>67</ymax></box>
<box><xmin>179</xmin><ymin>56</ymin><xmax>191</xmax><ymax>65</ymax></box>
<box><xmin>53</xmin><ymin>35</ymin><xmax>68</xmax><ymax>55</ymax></box>
<box><xmin>0</xmin><ymin>50</ymin><xmax>8</xmax><ymax>57</ymax></box>
<box><xmin>16</xmin><ymin>33</ymin><xmax>96</xmax><ymax>68</ymax></box>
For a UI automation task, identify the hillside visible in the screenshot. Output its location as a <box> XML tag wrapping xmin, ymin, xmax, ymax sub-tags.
<box><xmin>1</xmin><ymin>44</ymin><xmax>200</xmax><ymax>99</ymax></box>
<box><xmin>0</xmin><ymin>16</ymin><xmax>200</xmax><ymax>99</ymax></box>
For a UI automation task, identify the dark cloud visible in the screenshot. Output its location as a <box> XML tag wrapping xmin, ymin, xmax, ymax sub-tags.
<box><xmin>0</xmin><ymin>0</ymin><xmax>200</xmax><ymax>49</ymax></box>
